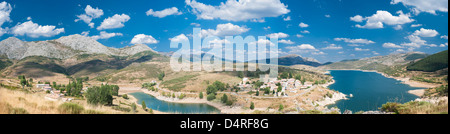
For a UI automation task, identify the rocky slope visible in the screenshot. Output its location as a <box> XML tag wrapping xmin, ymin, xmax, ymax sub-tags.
<box><xmin>321</xmin><ymin>52</ymin><xmax>428</xmax><ymax>70</ymax></box>
<box><xmin>0</xmin><ymin>34</ymin><xmax>156</xmax><ymax>60</ymax></box>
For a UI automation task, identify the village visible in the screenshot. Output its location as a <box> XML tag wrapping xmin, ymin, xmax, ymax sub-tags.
<box><xmin>37</xmin><ymin>83</ymin><xmax>81</xmax><ymax>102</ymax></box>
<box><xmin>238</xmin><ymin>76</ymin><xmax>315</xmax><ymax>98</ymax></box>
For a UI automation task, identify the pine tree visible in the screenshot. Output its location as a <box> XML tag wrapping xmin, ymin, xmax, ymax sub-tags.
<box><xmin>142</xmin><ymin>101</ymin><xmax>147</xmax><ymax>111</ymax></box>
<box><xmin>199</xmin><ymin>92</ymin><xmax>204</xmax><ymax>99</ymax></box>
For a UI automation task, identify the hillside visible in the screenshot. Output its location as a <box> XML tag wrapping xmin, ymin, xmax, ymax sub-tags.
<box><xmin>0</xmin><ymin>35</ymin><xmax>166</xmax><ymax>82</ymax></box>
<box><xmin>407</xmin><ymin>50</ymin><xmax>448</xmax><ymax>72</ymax></box>
<box><xmin>254</xmin><ymin>54</ymin><xmax>323</xmax><ymax>67</ymax></box>
<box><xmin>321</xmin><ymin>52</ymin><xmax>428</xmax><ymax>71</ymax></box>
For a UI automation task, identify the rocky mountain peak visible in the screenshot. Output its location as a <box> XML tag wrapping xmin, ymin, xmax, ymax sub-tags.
<box><xmin>0</xmin><ymin>34</ymin><xmax>160</xmax><ymax>60</ymax></box>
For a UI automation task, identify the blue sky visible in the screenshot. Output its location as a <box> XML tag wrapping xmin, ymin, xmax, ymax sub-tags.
<box><xmin>0</xmin><ymin>0</ymin><xmax>448</xmax><ymax>63</ymax></box>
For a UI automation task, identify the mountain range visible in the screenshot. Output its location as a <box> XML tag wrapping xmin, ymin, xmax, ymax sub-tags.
<box><xmin>0</xmin><ymin>34</ymin><xmax>156</xmax><ymax>60</ymax></box>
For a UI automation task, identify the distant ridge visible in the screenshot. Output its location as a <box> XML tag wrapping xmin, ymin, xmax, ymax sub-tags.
<box><xmin>0</xmin><ymin>34</ymin><xmax>156</xmax><ymax>60</ymax></box>
<box><xmin>266</xmin><ymin>54</ymin><xmax>323</xmax><ymax>67</ymax></box>
<box><xmin>321</xmin><ymin>52</ymin><xmax>429</xmax><ymax>70</ymax></box>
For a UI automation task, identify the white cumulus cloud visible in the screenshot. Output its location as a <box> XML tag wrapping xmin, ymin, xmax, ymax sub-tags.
<box><xmin>352</xmin><ymin>10</ymin><xmax>414</xmax><ymax>29</ymax></box>
<box><xmin>146</xmin><ymin>7</ymin><xmax>182</xmax><ymax>18</ymax></box>
<box><xmin>185</xmin><ymin>0</ymin><xmax>290</xmax><ymax>22</ymax></box>
<box><xmin>334</xmin><ymin>38</ymin><xmax>375</xmax><ymax>44</ymax></box>
<box><xmin>75</xmin><ymin>5</ymin><xmax>104</xmax><ymax>28</ymax></box>
<box><xmin>91</xmin><ymin>31</ymin><xmax>123</xmax><ymax>40</ymax></box>
<box><xmin>322</xmin><ymin>44</ymin><xmax>343</xmax><ymax>50</ymax></box>
<box><xmin>299</xmin><ymin>22</ymin><xmax>309</xmax><ymax>28</ymax></box>
<box><xmin>391</xmin><ymin>0</ymin><xmax>448</xmax><ymax>15</ymax></box>
<box><xmin>11</xmin><ymin>20</ymin><xmax>65</xmax><ymax>38</ymax></box>
<box><xmin>355</xmin><ymin>48</ymin><xmax>370</xmax><ymax>51</ymax></box>
<box><xmin>279</xmin><ymin>39</ymin><xmax>294</xmax><ymax>45</ymax></box>
<box><xmin>170</xmin><ymin>34</ymin><xmax>189</xmax><ymax>42</ymax></box>
<box><xmin>413</xmin><ymin>28</ymin><xmax>439</xmax><ymax>37</ymax></box>
<box><xmin>200</xmin><ymin>23</ymin><xmax>249</xmax><ymax>37</ymax></box>
<box><xmin>97</xmin><ymin>14</ymin><xmax>130</xmax><ymax>30</ymax></box>
<box><xmin>266</xmin><ymin>32</ymin><xmax>289</xmax><ymax>39</ymax></box>
<box><xmin>0</xmin><ymin>1</ymin><xmax>12</xmax><ymax>36</ymax></box>
<box><xmin>383</xmin><ymin>43</ymin><xmax>403</xmax><ymax>48</ymax></box>
<box><xmin>131</xmin><ymin>34</ymin><xmax>159</xmax><ymax>45</ymax></box>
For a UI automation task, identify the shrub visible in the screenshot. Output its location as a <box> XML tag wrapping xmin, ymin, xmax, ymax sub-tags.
<box><xmin>381</xmin><ymin>102</ymin><xmax>402</xmax><ymax>114</ymax></box>
<box><xmin>207</xmin><ymin>93</ymin><xmax>216</xmax><ymax>101</ymax></box>
<box><xmin>325</xmin><ymin>92</ymin><xmax>333</xmax><ymax>98</ymax></box>
<box><xmin>221</xmin><ymin>94</ymin><xmax>228</xmax><ymax>103</ymax></box>
<box><xmin>226</xmin><ymin>100</ymin><xmax>233</xmax><ymax>106</ymax></box>
<box><xmin>278</xmin><ymin>104</ymin><xmax>284</xmax><ymax>112</ymax></box>
<box><xmin>112</xmin><ymin>106</ymin><xmax>131</xmax><ymax>112</ymax></box>
<box><xmin>58</xmin><ymin>103</ymin><xmax>85</xmax><ymax>114</ymax></box>
<box><xmin>131</xmin><ymin>103</ymin><xmax>137</xmax><ymax>113</ymax></box>
<box><xmin>250</xmin><ymin>102</ymin><xmax>255</xmax><ymax>110</ymax></box>
<box><xmin>9</xmin><ymin>108</ymin><xmax>29</xmax><ymax>114</ymax></box>
<box><xmin>122</xmin><ymin>94</ymin><xmax>129</xmax><ymax>99</ymax></box>
<box><xmin>82</xmin><ymin>110</ymin><xmax>104</xmax><ymax>114</ymax></box>
<box><xmin>199</xmin><ymin>92</ymin><xmax>204</xmax><ymax>99</ymax></box>
<box><xmin>178</xmin><ymin>93</ymin><xmax>186</xmax><ymax>99</ymax></box>
<box><xmin>158</xmin><ymin>72</ymin><xmax>165</xmax><ymax>81</ymax></box>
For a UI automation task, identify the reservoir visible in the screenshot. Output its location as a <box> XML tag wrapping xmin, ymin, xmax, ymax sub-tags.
<box><xmin>130</xmin><ymin>92</ymin><xmax>221</xmax><ymax>114</ymax></box>
<box><xmin>328</xmin><ymin>70</ymin><xmax>421</xmax><ymax>112</ymax></box>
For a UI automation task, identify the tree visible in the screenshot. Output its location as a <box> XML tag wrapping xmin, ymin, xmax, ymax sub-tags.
<box><xmin>280</xmin><ymin>72</ymin><xmax>289</xmax><ymax>79</ymax></box>
<box><xmin>158</xmin><ymin>72</ymin><xmax>165</xmax><ymax>81</ymax></box>
<box><xmin>221</xmin><ymin>94</ymin><xmax>228</xmax><ymax>103</ymax></box>
<box><xmin>18</xmin><ymin>75</ymin><xmax>29</xmax><ymax>88</ymax></box>
<box><xmin>277</xmin><ymin>86</ymin><xmax>282</xmax><ymax>92</ymax></box>
<box><xmin>142</xmin><ymin>101</ymin><xmax>147</xmax><ymax>111</ymax></box>
<box><xmin>250</xmin><ymin>102</ymin><xmax>255</xmax><ymax>110</ymax></box>
<box><xmin>256</xmin><ymin>91</ymin><xmax>259</xmax><ymax>96</ymax></box>
<box><xmin>199</xmin><ymin>92</ymin><xmax>204</xmax><ymax>99</ymax></box>
<box><xmin>85</xmin><ymin>85</ymin><xmax>114</xmax><ymax>106</ymax></box>
<box><xmin>254</xmin><ymin>81</ymin><xmax>263</xmax><ymax>89</ymax></box>
<box><xmin>238</xmin><ymin>71</ymin><xmax>244</xmax><ymax>78</ymax></box>
<box><xmin>20</xmin><ymin>78</ymin><xmax>27</xmax><ymax>88</ymax></box>
<box><xmin>206</xmin><ymin>85</ymin><xmax>218</xmax><ymax>95</ymax></box>
<box><xmin>295</xmin><ymin>75</ymin><xmax>302</xmax><ymax>81</ymax></box>
<box><xmin>278</xmin><ymin>104</ymin><xmax>284</xmax><ymax>111</ymax></box>
<box><xmin>213</xmin><ymin>81</ymin><xmax>226</xmax><ymax>91</ymax></box>
<box><xmin>131</xmin><ymin>103</ymin><xmax>137</xmax><ymax>113</ymax></box>
<box><xmin>264</xmin><ymin>87</ymin><xmax>270</xmax><ymax>94</ymax></box>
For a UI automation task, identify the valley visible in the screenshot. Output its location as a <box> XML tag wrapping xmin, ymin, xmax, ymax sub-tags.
<box><xmin>0</xmin><ymin>35</ymin><xmax>447</xmax><ymax>114</ymax></box>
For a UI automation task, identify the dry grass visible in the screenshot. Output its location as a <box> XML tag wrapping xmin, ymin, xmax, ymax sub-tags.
<box><xmin>0</xmin><ymin>88</ymin><xmax>61</xmax><ymax>114</ymax></box>
<box><xmin>0</xmin><ymin>87</ymin><xmax>128</xmax><ymax>114</ymax></box>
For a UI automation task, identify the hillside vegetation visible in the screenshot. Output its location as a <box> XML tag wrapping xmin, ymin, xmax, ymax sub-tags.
<box><xmin>407</xmin><ymin>50</ymin><xmax>448</xmax><ymax>72</ymax></box>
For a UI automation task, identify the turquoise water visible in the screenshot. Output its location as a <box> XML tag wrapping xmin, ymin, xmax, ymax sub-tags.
<box><xmin>129</xmin><ymin>92</ymin><xmax>221</xmax><ymax>114</ymax></box>
<box><xmin>328</xmin><ymin>70</ymin><xmax>421</xmax><ymax>112</ymax></box>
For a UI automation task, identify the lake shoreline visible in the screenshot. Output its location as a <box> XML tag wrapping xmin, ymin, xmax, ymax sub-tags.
<box><xmin>120</xmin><ymin>87</ymin><xmax>251</xmax><ymax>114</ymax></box>
<box><xmin>327</xmin><ymin>69</ymin><xmax>440</xmax><ymax>97</ymax></box>
<box><xmin>326</xmin><ymin>70</ymin><xmax>423</xmax><ymax>112</ymax></box>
